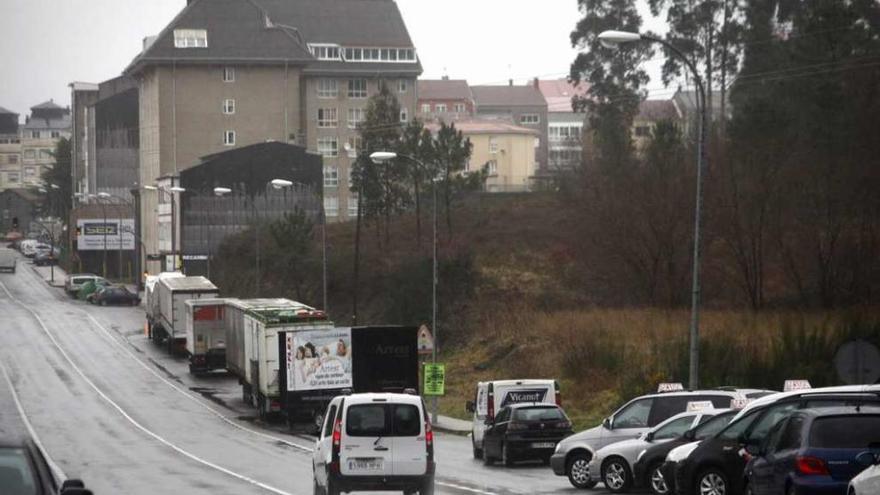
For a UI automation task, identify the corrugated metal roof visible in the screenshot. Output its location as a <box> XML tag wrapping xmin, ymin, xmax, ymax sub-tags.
<box><xmin>160</xmin><ymin>276</ymin><xmax>219</xmax><ymax>292</ymax></box>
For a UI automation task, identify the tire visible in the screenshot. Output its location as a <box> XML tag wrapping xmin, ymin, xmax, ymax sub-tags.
<box><xmin>326</xmin><ymin>477</ymin><xmax>340</xmax><ymax>495</ymax></box>
<box><xmin>743</xmin><ymin>481</ymin><xmax>754</xmax><ymax>495</ymax></box>
<box><xmin>472</xmin><ymin>436</ymin><xmax>483</xmax><ymax>460</ymax></box>
<box><xmin>100</xmin><ymin>300</ymin><xmax>107</xmax><ymax>306</ymax></box>
<box><xmin>483</xmin><ymin>446</ymin><xmax>494</xmax><ymax>466</ymax></box>
<box><xmin>566</xmin><ymin>452</ymin><xmax>597</xmax><ymax>489</ymax></box>
<box><xmin>648</xmin><ymin>462</ymin><xmax>670</xmax><ymax>495</ymax></box>
<box><xmin>696</xmin><ymin>468</ymin><xmax>729</xmax><ymax>495</ymax></box>
<box><xmin>502</xmin><ymin>442</ymin><xmax>514</xmax><ymax>467</ymax></box>
<box><xmin>420</xmin><ymin>478</ymin><xmax>435</xmax><ymax>495</ymax></box>
<box><xmin>602</xmin><ymin>457</ymin><xmax>633</xmax><ymax>493</ymax></box>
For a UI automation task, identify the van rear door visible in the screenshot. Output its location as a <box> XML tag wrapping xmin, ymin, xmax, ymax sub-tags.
<box><xmin>340</xmin><ymin>401</ymin><xmax>393</xmax><ymax>477</ymax></box>
<box><xmin>391</xmin><ymin>403</ymin><xmax>427</xmax><ymax>475</ymax></box>
<box><xmin>495</xmin><ymin>382</ymin><xmax>555</xmax><ymax>409</ymax></box>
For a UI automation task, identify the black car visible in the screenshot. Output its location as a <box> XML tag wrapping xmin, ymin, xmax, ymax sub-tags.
<box><xmin>633</xmin><ymin>409</ymin><xmax>738</xmax><ymax>495</ymax></box>
<box><xmin>482</xmin><ymin>403</ymin><xmax>573</xmax><ymax>466</ymax></box>
<box><xmin>744</xmin><ymin>408</ymin><xmax>880</xmax><ymax>495</ymax></box>
<box><xmin>673</xmin><ymin>389</ymin><xmax>880</xmax><ymax>495</ymax></box>
<box><xmin>92</xmin><ymin>286</ymin><xmax>140</xmax><ymax>306</ymax></box>
<box><xmin>33</xmin><ymin>252</ymin><xmax>58</xmax><ymax>266</ymax></box>
<box><xmin>0</xmin><ymin>437</ymin><xmax>91</xmax><ymax>494</ymax></box>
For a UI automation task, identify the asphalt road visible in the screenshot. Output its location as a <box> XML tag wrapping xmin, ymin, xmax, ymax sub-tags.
<box><xmin>0</xmin><ymin>265</ymin><xmax>588</xmax><ymax>494</ymax></box>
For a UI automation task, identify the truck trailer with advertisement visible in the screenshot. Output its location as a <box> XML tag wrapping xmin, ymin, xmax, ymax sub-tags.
<box><xmin>184</xmin><ymin>298</ymin><xmax>230</xmax><ymax>374</ymax></box>
<box><xmin>148</xmin><ymin>276</ymin><xmax>219</xmax><ymax>354</ymax></box>
<box><xmin>223</xmin><ymin>299</ymin><xmax>333</xmax><ymax>416</ymax></box>
<box><xmin>277</xmin><ymin>325</ymin><xmax>419</xmax><ymax>432</ymax></box>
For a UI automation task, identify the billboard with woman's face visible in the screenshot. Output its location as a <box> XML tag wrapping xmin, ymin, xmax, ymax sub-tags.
<box><xmin>285</xmin><ymin>328</ymin><xmax>352</xmax><ymax>391</ymax></box>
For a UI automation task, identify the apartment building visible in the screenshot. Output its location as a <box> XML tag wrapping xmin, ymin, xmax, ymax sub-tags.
<box><xmin>537</xmin><ymin>79</ymin><xmax>588</xmax><ymax>175</ymax></box>
<box><xmin>122</xmin><ymin>0</ymin><xmax>421</xmax><ymax>273</ymax></box>
<box><xmin>417</xmin><ymin>78</ymin><xmax>475</xmax><ymax>121</ymax></box>
<box><xmin>0</xmin><ymin>106</ymin><xmax>21</xmax><ymax>190</ymax></box>
<box><xmin>471</xmin><ymin>83</ymin><xmax>548</xmax><ymax>173</ymax></box>
<box><xmin>632</xmin><ymin>99</ymin><xmax>684</xmax><ymax>151</ymax></box>
<box><xmin>20</xmin><ymin>101</ymin><xmax>70</xmax><ymax>188</ymax></box>
<box><xmin>69</xmin><ymin>82</ymin><xmax>99</xmax><ymax>198</ymax></box>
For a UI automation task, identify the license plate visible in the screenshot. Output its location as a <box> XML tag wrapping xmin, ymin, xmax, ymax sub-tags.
<box><xmin>348</xmin><ymin>458</ymin><xmax>383</xmax><ymax>472</ymax></box>
<box><xmin>532</xmin><ymin>442</ymin><xmax>556</xmax><ymax>449</ymax></box>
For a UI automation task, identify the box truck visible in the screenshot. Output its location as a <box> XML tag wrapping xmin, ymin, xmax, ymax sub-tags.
<box><xmin>184</xmin><ymin>298</ymin><xmax>231</xmax><ymax>374</ymax></box>
<box><xmin>149</xmin><ymin>275</ymin><xmax>219</xmax><ymax>354</ymax></box>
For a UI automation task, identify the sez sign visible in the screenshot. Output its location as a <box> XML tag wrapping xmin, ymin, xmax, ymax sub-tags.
<box><xmin>77</xmin><ymin>219</ymin><xmax>135</xmax><ymax>251</ymax></box>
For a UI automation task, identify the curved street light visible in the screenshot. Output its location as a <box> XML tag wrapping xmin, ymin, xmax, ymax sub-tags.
<box><xmin>597</xmin><ymin>29</ymin><xmax>708</xmax><ymax>389</ymax></box>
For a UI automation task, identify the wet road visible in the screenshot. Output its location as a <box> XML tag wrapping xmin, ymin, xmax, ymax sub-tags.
<box><xmin>0</xmin><ymin>265</ymin><xmax>586</xmax><ymax>494</ymax></box>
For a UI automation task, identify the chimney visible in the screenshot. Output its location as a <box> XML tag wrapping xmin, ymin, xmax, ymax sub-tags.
<box><xmin>534</xmin><ymin>77</ymin><xmax>539</xmax><ymax>89</ymax></box>
<box><xmin>509</xmin><ymin>79</ymin><xmax>513</xmax><ymax>86</ymax></box>
<box><xmin>442</xmin><ymin>75</ymin><xmax>449</xmax><ymax>81</ymax></box>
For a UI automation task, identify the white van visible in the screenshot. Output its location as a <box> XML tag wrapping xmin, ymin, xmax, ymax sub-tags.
<box><xmin>19</xmin><ymin>239</ymin><xmax>38</xmax><ymax>258</ymax></box>
<box><xmin>466</xmin><ymin>379</ymin><xmax>560</xmax><ymax>459</ymax></box>
<box><xmin>313</xmin><ymin>393</ymin><xmax>435</xmax><ymax>495</ymax></box>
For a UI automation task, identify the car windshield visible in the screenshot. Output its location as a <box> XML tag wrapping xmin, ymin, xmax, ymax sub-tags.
<box><xmin>693</xmin><ymin>411</ymin><xmax>737</xmax><ymax>439</ymax></box>
<box><xmin>0</xmin><ymin>448</ymin><xmax>38</xmax><ymax>495</ymax></box>
<box><xmin>810</xmin><ymin>416</ymin><xmax>880</xmax><ymax>448</ymax></box>
<box><xmin>512</xmin><ymin>406</ymin><xmax>564</xmax><ymax>421</ymax></box>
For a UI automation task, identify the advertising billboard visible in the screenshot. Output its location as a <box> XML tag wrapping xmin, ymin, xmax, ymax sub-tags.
<box><xmin>77</xmin><ymin>219</ymin><xmax>135</xmax><ymax>250</ymax></box>
<box><xmin>285</xmin><ymin>328</ymin><xmax>353</xmax><ymax>391</ymax></box>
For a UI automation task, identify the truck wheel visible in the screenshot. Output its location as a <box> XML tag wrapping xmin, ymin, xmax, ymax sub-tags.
<box><xmin>242</xmin><ymin>385</ymin><xmax>253</xmax><ymax>406</ymax></box>
<box><xmin>257</xmin><ymin>395</ymin><xmax>267</xmax><ymax>421</ymax></box>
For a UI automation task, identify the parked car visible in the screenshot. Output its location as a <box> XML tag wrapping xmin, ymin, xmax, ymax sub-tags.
<box><xmin>33</xmin><ymin>243</ymin><xmax>59</xmax><ymax>257</ymax></box>
<box><xmin>744</xmin><ymin>408</ymin><xmax>880</xmax><ymax>495</ymax></box>
<box><xmin>92</xmin><ymin>286</ymin><xmax>140</xmax><ymax>306</ymax></box>
<box><xmin>19</xmin><ymin>239</ymin><xmax>38</xmax><ymax>258</ymax></box>
<box><xmin>589</xmin><ymin>408</ymin><xmax>727</xmax><ymax>493</ymax></box>
<box><xmin>64</xmin><ymin>274</ymin><xmax>102</xmax><ymax>297</ymax></box>
<box><xmin>33</xmin><ymin>251</ymin><xmax>57</xmax><ymax>266</ymax></box>
<box><xmin>0</xmin><ymin>436</ymin><xmax>91</xmax><ymax>494</ymax></box>
<box><xmin>550</xmin><ymin>385</ymin><xmax>748</xmax><ymax>489</ymax></box>
<box><xmin>634</xmin><ymin>409</ymin><xmax>738</xmax><ymax>495</ymax></box>
<box><xmin>312</xmin><ymin>392</ymin><xmax>435</xmax><ymax>495</ymax></box>
<box><xmin>849</xmin><ymin>447</ymin><xmax>880</xmax><ymax>495</ymax></box>
<box><xmin>481</xmin><ymin>403</ymin><xmax>573</xmax><ymax>466</ymax></box>
<box><xmin>672</xmin><ymin>386</ymin><xmax>880</xmax><ymax>495</ymax></box>
<box><xmin>76</xmin><ymin>278</ymin><xmax>111</xmax><ymax>300</ymax></box>
<box><xmin>467</xmin><ymin>379</ymin><xmax>561</xmax><ymax>459</ymax></box>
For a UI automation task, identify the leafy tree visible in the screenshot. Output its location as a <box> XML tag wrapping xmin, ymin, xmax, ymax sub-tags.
<box><xmin>395</xmin><ymin>119</ymin><xmax>435</xmax><ymax>245</ymax></box>
<box><xmin>427</xmin><ymin>122</ymin><xmax>472</xmax><ymax>237</ymax></box>
<box><xmin>41</xmin><ymin>137</ymin><xmax>72</xmax><ymax>221</ymax></box>
<box><xmin>267</xmin><ymin>209</ymin><xmax>316</xmax><ymax>301</ymax></box>
<box><xmin>570</xmin><ymin>0</ymin><xmax>654</xmax><ymax>172</ymax></box>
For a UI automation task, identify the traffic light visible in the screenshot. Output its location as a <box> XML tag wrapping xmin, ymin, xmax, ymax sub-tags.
<box><xmin>11</xmin><ymin>217</ymin><xmax>18</xmax><ymax>230</ymax></box>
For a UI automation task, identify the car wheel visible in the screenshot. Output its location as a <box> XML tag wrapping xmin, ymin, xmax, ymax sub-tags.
<box><xmin>100</xmin><ymin>300</ymin><xmax>107</xmax><ymax>306</ymax></box>
<box><xmin>566</xmin><ymin>452</ymin><xmax>597</xmax><ymax>489</ymax></box>
<box><xmin>743</xmin><ymin>481</ymin><xmax>754</xmax><ymax>495</ymax></box>
<box><xmin>602</xmin><ymin>457</ymin><xmax>633</xmax><ymax>493</ymax></box>
<box><xmin>649</xmin><ymin>462</ymin><xmax>669</xmax><ymax>495</ymax></box>
<box><xmin>483</xmin><ymin>446</ymin><xmax>494</xmax><ymax>466</ymax></box>
<box><xmin>502</xmin><ymin>442</ymin><xmax>514</xmax><ymax>467</ymax></box>
<box><xmin>472</xmin><ymin>437</ymin><xmax>483</xmax><ymax>460</ymax></box>
<box><xmin>697</xmin><ymin>468</ymin><xmax>728</xmax><ymax>495</ymax></box>
<box><xmin>312</xmin><ymin>476</ymin><xmax>322</xmax><ymax>495</ymax></box>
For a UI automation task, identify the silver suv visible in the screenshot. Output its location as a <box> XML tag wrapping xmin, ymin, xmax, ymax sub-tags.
<box><xmin>550</xmin><ymin>388</ymin><xmax>750</xmax><ymax>489</ymax></box>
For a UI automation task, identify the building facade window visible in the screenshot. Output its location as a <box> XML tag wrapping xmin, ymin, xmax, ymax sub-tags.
<box><xmin>398</xmin><ymin>80</ymin><xmax>407</xmax><ymax>93</ymax></box>
<box><xmin>31</xmin><ymin>131</ymin><xmax>40</xmax><ymax>139</ymax></box>
<box><xmin>8</xmin><ymin>155</ymin><xmax>17</xmax><ymax>164</ymax></box>
<box><xmin>634</xmin><ymin>125</ymin><xmax>651</xmax><ymax>137</ymax></box>
<box><xmin>435</xmin><ymin>104</ymin><xmax>447</xmax><ymax>113</ymax></box>
<box><xmin>520</xmin><ymin>114</ymin><xmax>540</xmax><ymax>125</ymax></box>
<box><xmin>399</xmin><ymin>108</ymin><xmax>408</xmax><ymax>123</ymax></box>
<box><xmin>223</xmin><ymin>130</ymin><xmax>236</xmax><ymax>146</ymax></box>
<box><xmin>348</xmin><ymin>194</ymin><xmax>359</xmax><ymax>217</ymax></box>
<box><xmin>487</xmin><ymin>160</ymin><xmax>498</xmax><ymax>175</ymax></box>
<box><xmin>51</xmin><ymin>131</ymin><xmax>60</xmax><ymax>138</ymax></box>
<box><xmin>7</xmin><ymin>172</ymin><xmax>19</xmax><ymax>184</ymax></box>
<box><xmin>24</xmin><ymin>167</ymin><xmax>36</xmax><ymax>178</ymax></box>
<box><xmin>223</xmin><ymin>66</ymin><xmax>235</xmax><ymax>82</ymax></box>
<box><xmin>310</xmin><ymin>44</ymin><xmax>341</xmax><ymax>61</ymax></box>
<box><xmin>173</xmin><ymin>29</ymin><xmax>208</xmax><ymax>48</ymax></box>
<box><xmin>420</xmin><ymin>103</ymin><xmax>431</xmax><ymax>114</ymax></box>
<box><xmin>343</xmin><ymin>47</ymin><xmax>416</xmax><ymax>62</ymax></box>
<box><xmin>454</xmin><ymin>103</ymin><xmax>466</xmax><ymax>113</ymax></box>
<box><xmin>24</xmin><ymin>150</ymin><xmax>35</xmax><ymax>160</ymax></box>
<box><xmin>347</xmin><ymin>108</ymin><xmax>364</xmax><ymax>129</ymax></box>
<box><xmin>324</xmin><ymin>196</ymin><xmax>339</xmax><ymax>216</ymax></box>
<box><xmin>489</xmin><ymin>137</ymin><xmax>499</xmax><ymax>154</ymax></box>
<box><xmin>347</xmin><ymin>136</ymin><xmax>362</xmax><ymax>158</ymax></box>
<box><xmin>324</xmin><ymin>165</ymin><xmax>339</xmax><ymax>187</ymax></box>
<box><xmin>317</xmin><ymin>108</ymin><xmax>338</xmax><ymax>128</ymax></box>
<box><xmin>223</xmin><ymin>99</ymin><xmax>235</xmax><ymax>114</ymax></box>
<box><xmin>317</xmin><ymin>79</ymin><xmax>338</xmax><ymax>98</ymax></box>
<box><xmin>348</xmin><ymin>79</ymin><xmax>368</xmax><ymax>98</ymax></box>
<box><xmin>39</xmin><ymin>149</ymin><xmax>52</xmax><ymax>159</ymax></box>
<box><xmin>317</xmin><ymin>137</ymin><xmax>338</xmax><ymax>157</ymax></box>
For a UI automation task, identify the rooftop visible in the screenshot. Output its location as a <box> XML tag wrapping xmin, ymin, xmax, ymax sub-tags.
<box><xmin>0</xmin><ymin>106</ymin><xmax>18</xmax><ymax>116</ymax></box>
<box><xmin>471</xmin><ymin>85</ymin><xmax>547</xmax><ymax>108</ymax></box>
<box><xmin>537</xmin><ymin>79</ymin><xmax>589</xmax><ymax>112</ymax></box>
<box><xmin>636</xmin><ymin>99</ymin><xmax>682</xmax><ymax>122</ymax></box>
<box><xmin>425</xmin><ymin>118</ymin><xmax>539</xmax><ymax>136</ymax></box>
<box><xmin>418</xmin><ymin>79</ymin><xmax>473</xmax><ymax>101</ymax></box>
<box><xmin>31</xmin><ymin>100</ymin><xmax>65</xmax><ymax>111</ymax></box>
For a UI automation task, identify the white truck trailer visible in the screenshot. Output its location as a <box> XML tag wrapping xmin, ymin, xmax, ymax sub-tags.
<box><xmin>144</xmin><ymin>271</ymin><xmax>183</xmax><ymax>338</ymax></box>
<box><xmin>149</xmin><ymin>276</ymin><xmax>219</xmax><ymax>354</ymax></box>
<box><xmin>184</xmin><ymin>298</ymin><xmax>232</xmax><ymax>374</ymax></box>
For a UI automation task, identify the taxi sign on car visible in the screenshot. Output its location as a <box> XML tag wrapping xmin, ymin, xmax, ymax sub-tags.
<box><xmin>657</xmin><ymin>382</ymin><xmax>685</xmax><ymax>392</ymax></box>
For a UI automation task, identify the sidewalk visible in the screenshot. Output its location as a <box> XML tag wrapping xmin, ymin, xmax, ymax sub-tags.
<box><xmin>434</xmin><ymin>415</ymin><xmax>471</xmax><ymax>435</ymax></box>
<box><xmin>30</xmin><ymin>263</ymin><xmax>67</xmax><ymax>288</ymax></box>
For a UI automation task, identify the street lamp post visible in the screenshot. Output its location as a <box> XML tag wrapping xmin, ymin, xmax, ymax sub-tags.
<box><xmin>210</xmin><ymin>187</ymin><xmax>233</xmax><ymax>279</ymax></box>
<box><xmin>597</xmin><ymin>30</ymin><xmax>708</xmax><ymax>389</ymax></box>
<box><xmin>98</xmin><ymin>192</ymin><xmax>134</xmax><ymax>282</ymax></box>
<box><xmin>370</xmin><ymin>151</ymin><xmax>440</xmax><ymax>423</ymax></box>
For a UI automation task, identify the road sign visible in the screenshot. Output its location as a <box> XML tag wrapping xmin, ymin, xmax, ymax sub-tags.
<box><xmin>835</xmin><ymin>340</ymin><xmax>880</xmax><ymax>385</ymax></box>
<box><xmin>418</xmin><ymin>325</ymin><xmax>434</xmax><ymax>355</ymax></box>
<box><xmin>423</xmin><ymin>363</ymin><xmax>445</xmax><ymax>396</ymax></box>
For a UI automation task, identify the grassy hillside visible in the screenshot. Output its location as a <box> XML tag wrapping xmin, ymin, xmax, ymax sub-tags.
<box><xmin>215</xmin><ymin>192</ymin><xmax>880</xmax><ymax>429</ymax></box>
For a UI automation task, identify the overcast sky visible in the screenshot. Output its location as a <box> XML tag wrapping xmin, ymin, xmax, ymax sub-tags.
<box><xmin>0</xmin><ymin>0</ymin><xmax>670</xmax><ymax>120</ymax></box>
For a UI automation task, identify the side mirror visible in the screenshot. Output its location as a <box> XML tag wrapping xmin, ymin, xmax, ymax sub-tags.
<box><xmin>645</xmin><ymin>432</ymin><xmax>655</xmax><ymax>442</ymax></box>
<box><xmin>603</xmin><ymin>417</ymin><xmax>612</xmax><ymax>430</ymax></box>
<box><xmin>744</xmin><ymin>443</ymin><xmax>763</xmax><ymax>457</ymax></box>
<box><xmin>466</xmin><ymin>401</ymin><xmax>475</xmax><ymax>413</ymax></box>
<box><xmin>856</xmin><ymin>451</ymin><xmax>878</xmax><ymax>467</ymax></box>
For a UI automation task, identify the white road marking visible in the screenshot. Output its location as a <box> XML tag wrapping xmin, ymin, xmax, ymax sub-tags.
<box><xmin>0</xmin><ymin>362</ymin><xmax>67</xmax><ymax>483</ymax></box>
<box><xmin>436</xmin><ymin>481</ymin><xmax>501</xmax><ymax>495</ymax></box>
<box><xmin>0</xmin><ymin>279</ymin><xmax>295</xmax><ymax>495</ymax></box>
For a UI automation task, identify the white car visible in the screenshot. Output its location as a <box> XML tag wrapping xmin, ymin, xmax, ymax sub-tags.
<box><xmin>466</xmin><ymin>379</ymin><xmax>560</xmax><ymax>459</ymax></box>
<box><xmin>588</xmin><ymin>408</ymin><xmax>726</xmax><ymax>492</ymax></box>
<box><xmin>312</xmin><ymin>393</ymin><xmax>435</xmax><ymax>495</ymax></box>
<box><xmin>850</xmin><ymin>451</ymin><xmax>880</xmax><ymax>495</ymax></box>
